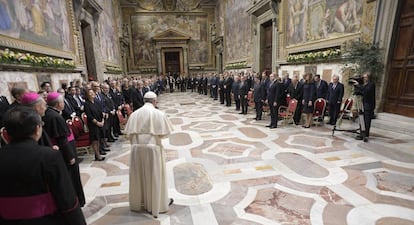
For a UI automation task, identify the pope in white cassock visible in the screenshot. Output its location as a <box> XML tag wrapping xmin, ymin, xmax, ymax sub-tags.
<box><xmin>124</xmin><ymin>91</ymin><xmax>174</xmax><ymax>218</ymax></box>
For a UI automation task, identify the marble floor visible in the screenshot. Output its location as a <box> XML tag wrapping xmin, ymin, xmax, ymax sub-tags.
<box><xmin>80</xmin><ymin>92</ymin><xmax>414</xmax><ymax>225</ymax></box>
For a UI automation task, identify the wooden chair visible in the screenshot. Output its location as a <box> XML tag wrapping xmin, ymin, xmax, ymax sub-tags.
<box><xmin>116</xmin><ymin>109</ymin><xmax>127</xmax><ymax>128</ymax></box>
<box><xmin>278</xmin><ymin>98</ymin><xmax>298</xmax><ymax>126</ymax></box>
<box><xmin>67</xmin><ymin>120</ymin><xmax>92</xmax><ymax>158</ymax></box>
<box><xmin>312</xmin><ymin>98</ymin><xmax>327</xmax><ymax>126</ymax></box>
<box><xmin>340</xmin><ymin>97</ymin><xmax>354</xmax><ymax>120</ymax></box>
<box><xmin>0</xmin><ymin>127</ymin><xmax>11</xmax><ymax>144</ymax></box>
<box><xmin>124</xmin><ymin>104</ymin><xmax>133</xmax><ymax>116</ymax></box>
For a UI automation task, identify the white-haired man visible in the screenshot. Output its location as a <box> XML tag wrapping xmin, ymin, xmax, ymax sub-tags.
<box><xmin>124</xmin><ymin>91</ymin><xmax>174</xmax><ymax>218</ymax></box>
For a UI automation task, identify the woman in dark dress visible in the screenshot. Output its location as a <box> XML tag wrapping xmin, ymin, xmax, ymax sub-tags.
<box><xmin>83</xmin><ymin>89</ymin><xmax>105</xmax><ymax>161</ymax></box>
<box><xmin>302</xmin><ymin>73</ymin><xmax>316</xmax><ymax>128</ymax></box>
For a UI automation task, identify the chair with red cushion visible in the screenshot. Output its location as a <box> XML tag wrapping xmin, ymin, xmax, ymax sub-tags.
<box><xmin>124</xmin><ymin>104</ymin><xmax>133</xmax><ymax>116</ymax></box>
<box><xmin>312</xmin><ymin>98</ymin><xmax>327</xmax><ymax>126</ymax></box>
<box><xmin>278</xmin><ymin>98</ymin><xmax>298</xmax><ymax>126</ymax></box>
<box><xmin>116</xmin><ymin>109</ymin><xmax>127</xmax><ymax>128</ymax></box>
<box><xmin>247</xmin><ymin>90</ymin><xmax>254</xmax><ymax>107</ymax></box>
<box><xmin>340</xmin><ymin>97</ymin><xmax>354</xmax><ymax>120</ymax></box>
<box><xmin>73</xmin><ymin>116</ymin><xmax>87</xmax><ymax>135</ymax></box>
<box><xmin>0</xmin><ymin>127</ymin><xmax>11</xmax><ymax>144</ymax></box>
<box><xmin>66</xmin><ymin>120</ymin><xmax>92</xmax><ymax>158</ymax></box>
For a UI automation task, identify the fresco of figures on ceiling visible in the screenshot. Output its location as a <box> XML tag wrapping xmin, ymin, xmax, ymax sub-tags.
<box><xmin>0</xmin><ymin>0</ymin><xmax>72</xmax><ymax>51</ymax></box>
<box><xmin>131</xmin><ymin>14</ymin><xmax>208</xmax><ymax>66</ymax></box>
<box><xmin>136</xmin><ymin>0</ymin><xmax>201</xmax><ymax>11</ymax></box>
<box><xmin>97</xmin><ymin>1</ymin><xmax>120</xmax><ymax>64</ymax></box>
<box><xmin>287</xmin><ymin>0</ymin><xmax>363</xmax><ymax>45</ymax></box>
<box><xmin>225</xmin><ymin>0</ymin><xmax>252</xmax><ymax>63</ymax></box>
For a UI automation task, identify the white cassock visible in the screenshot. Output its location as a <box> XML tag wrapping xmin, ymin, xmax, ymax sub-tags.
<box><xmin>124</xmin><ymin>102</ymin><xmax>173</xmax><ymax>217</ymax></box>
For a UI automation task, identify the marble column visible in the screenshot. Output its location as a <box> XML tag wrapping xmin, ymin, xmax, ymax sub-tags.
<box><xmin>183</xmin><ymin>47</ymin><xmax>189</xmax><ymax>76</ymax></box>
<box><xmin>272</xmin><ymin>18</ymin><xmax>278</xmax><ymax>72</ymax></box>
<box><xmin>156</xmin><ymin>47</ymin><xmax>162</xmax><ymax>74</ymax></box>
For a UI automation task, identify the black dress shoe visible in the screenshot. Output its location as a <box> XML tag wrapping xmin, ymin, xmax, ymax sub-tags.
<box><xmin>118</xmin><ymin>132</ymin><xmax>124</xmax><ymax>135</ymax></box>
<box><xmin>269</xmin><ymin>126</ymin><xmax>277</xmax><ymax>129</ymax></box>
<box><xmin>107</xmin><ymin>139</ymin><xmax>115</xmax><ymax>142</ymax></box>
<box><xmin>102</xmin><ymin>148</ymin><xmax>111</xmax><ymax>152</ymax></box>
<box><xmin>239</xmin><ymin>112</ymin><xmax>244</xmax><ymax>114</ymax></box>
<box><xmin>100</xmin><ymin>152</ymin><xmax>107</xmax><ymax>155</ymax></box>
<box><xmin>355</xmin><ymin>135</ymin><xmax>363</xmax><ymax>140</ymax></box>
<box><xmin>94</xmin><ymin>157</ymin><xmax>105</xmax><ymax>161</ymax></box>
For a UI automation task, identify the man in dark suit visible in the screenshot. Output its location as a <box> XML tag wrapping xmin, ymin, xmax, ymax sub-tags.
<box><xmin>0</xmin><ymin>95</ymin><xmax>10</xmax><ymax>128</ymax></box>
<box><xmin>352</xmin><ymin>72</ymin><xmax>376</xmax><ymax>142</ymax></box>
<box><xmin>287</xmin><ymin>75</ymin><xmax>303</xmax><ymax>125</ymax></box>
<box><xmin>239</xmin><ymin>75</ymin><xmax>249</xmax><ymax>114</ymax></box>
<box><xmin>232</xmin><ymin>75</ymin><xmax>241</xmax><ymax>111</ymax></box>
<box><xmin>314</xmin><ymin>74</ymin><xmax>328</xmax><ymax>99</ymax></box>
<box><xmin>211</xmin><ymin>74</ymin><xmax>219</xmax><ymax>100</ymax></box>
<box><xmin>326</xmin><ymin>75</ymin><xmax>344</xmax><ymax>125</ymax></box>
<box><xmin>253</xmin><ymin>75</ymin><xmax>265</xmax><ymax>120</ymax></box>
<box><xmin>265</xmin><ymin>73</ymin><xmax>279</xmax><ymax>128</ymax></box>
<box><xmin>224</xmin><ymin>72</ymin><xmax>233</xmax><ymax>107</ymax></box>
<box><xmin>129</xmin><ymin>80</ymin><xmax>144</xmax><ymax>111</ymax></box>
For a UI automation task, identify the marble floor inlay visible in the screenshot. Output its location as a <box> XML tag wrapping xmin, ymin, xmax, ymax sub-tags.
<box><xmin>79</xmin><ymin>92</ymin><xmax>414</xmax><ymax>225</ymax></box>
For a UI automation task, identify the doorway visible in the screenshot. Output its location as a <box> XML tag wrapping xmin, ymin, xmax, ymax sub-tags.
<box><xmin>164</xmin><ymin>51</ymin><xmax>181</xmax><ymax>75</ymax></box>
<box><xmin>383</xmin><ymin>0</ymin><xmax>414</xmax><ymax>117</ymax></box>
<box><xmin>81</xmin><ymin>21</ymin><xmax>97</xmax><ymax>81</ymax></box>
<box><xmin>260</xmin><ymin>20</ymin><xmax>273</xmax><ymax>73</ymax></box>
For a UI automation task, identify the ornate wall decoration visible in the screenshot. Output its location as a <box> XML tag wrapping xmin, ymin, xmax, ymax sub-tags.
<box><xmin>224</xmin><ymin>0</ymin><xmax>252</xmax><ymax>63</ymax></box>
<box><xmin>137</xmin><ymin>0</ymin><xmax>201</xmax><ymax>11</ymax></box>
<box><xmin>0</xmin><ymin>0</ymin><xmax>74</xmax><ymax>55</ymax></box>
<box><xmin>287</xmin><ymin>0</ymin><xmax>363</xmax><ymax>46</ymax></box>
<box><xmin>215</xmin><ymin>0</ymin><xmax>225</xmax><ymax>37</ymax></box>
<box><xmin>361</xmin><ymin>1</ymin><xmax>376</xmax><ymax>43</ymax></box>
<box><xmin>97</xmin><ymin>1</ymin><xmax>120</xmax><ymax>65</ymax></box>
<box><xmin>131</xmin><ymin>13</ymin><xmax>208</xmax><ymax>67</ymax></box>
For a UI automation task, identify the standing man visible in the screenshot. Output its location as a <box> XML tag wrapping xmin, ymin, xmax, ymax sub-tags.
<box><xmin>352</xmin><ymin>72</ymin><xmax>376</xmax><ymax>142</ymax></box>
<box><xmin>326</xmin><ymin>75</ymin><xmax>344</xmax><ymax>125</ymax></box>
<box><xmin>265</xmin><ymin>73</ymin><xmax>278</xmax><ymax>129</ymax></box>
<box><xmin>287</xmin><ymin>75</ymin><xmax>303</xmax><ymax>125</ymax></box>
<box><xmin>224</xmin><ymin>72</ymin><xmax>233</xmax><ymax>107</ymax></box>
<box><xmin>239</xmin><ymin>75</ymin><xmax>249</xmax><ymax>114</ymax></box>
<box><xmin>314</xmin><ymin>74</ymin><xmax>328</xmax><ymax>99</ymax></box>
<box><xmin>232</xmin><ymin>75</ymin><xmax>241</xmax><ymax>111</ymax></box>
<box><xmin>253</xmin><ymin>75</ymin><xmax>265</xmax><ymax>120</ymax></box>
<box><xmin>0</xmin><ymin>107</ymin><xmax>86</xmax><ymax>225</ymax></box>
<box><xmin>125</xmin><ymin>91</ymin><xmax>174</xmax><ymax>218</ymax></box>
<box><xmin>0</xmin><ymin>95</ymin><xmax>10</xmax><ymax>128</ymax></box>
<box><xmin>44</xmin><ymin>92</ymin><xmax>86</xmax><ymax>207</ymax></box>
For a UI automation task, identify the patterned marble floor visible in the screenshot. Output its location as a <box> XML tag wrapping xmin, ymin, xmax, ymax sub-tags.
<box><xmin>80</xmin><ymin>92</ymin><xmax>414</xmax><ymax>225</ymax></box>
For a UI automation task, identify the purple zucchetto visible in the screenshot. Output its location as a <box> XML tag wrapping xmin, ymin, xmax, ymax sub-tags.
<box><xmin>21</xmin><ymin>92</ymin><xmax>42</xmax><ymax>106</ymax></box>
<box><xmin>46</xmin><ymin>91</ymin><xmax>61</xmax><ymax>105</ymax></box>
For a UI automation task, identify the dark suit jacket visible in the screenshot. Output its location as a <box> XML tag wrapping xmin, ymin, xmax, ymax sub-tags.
<box><xmin>315</xmin><ymin>80</ymin><xmax>328</xmax><ymax>99</ymax></box>
<box><xmin>129</xmin><ymin>87</ymin><xmax>143</xmax><ymax>110</ymax></box>
<box><xmin>0</xmin><ymin>96</ymin><xmax>10</xmax><ymax>127</ymax></box>
<box><xmin>326</xmin><ymin>82</ymin><xmax>344</xmax><ymax>105</ymax></box>
<box><xmin>288</xmin><ymin>82</ymin><xmax>303</xmax><ymax>102</ymax></box>
<box><xmin>109</xmin><ymin>88</ymin><xmax>124</xmax><ymax>107</ymax></box>
<box><xmin>239</xmin><ymin>81</ymin><xmax>249</xmax><ymax>98</ymax></box>
<box><xmin>266</xmin><ymin>81</ymin><xmax>277</xmax><ymax>105</ymax></box>
<box><xmin>253</xmin><ymin>82</ymin><xmax>265</xmax><ymax>102</ymax></box>
<box><xmin>275</xmin><ymin>82</ymin><xmax>286</xmax><ymax>106</ymax></box>
<box><xmin>357</xmin><ymin>81</ymin><xmax>376</xmax><ymax>111</ymax></box>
